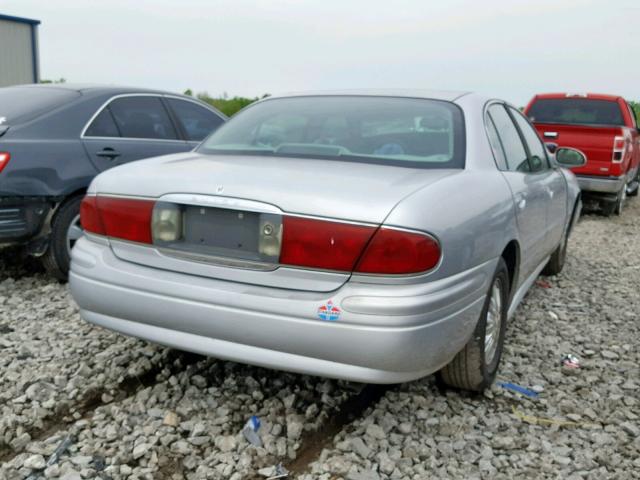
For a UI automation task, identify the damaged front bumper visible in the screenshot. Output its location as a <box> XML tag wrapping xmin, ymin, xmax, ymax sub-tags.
<box><xmin>0</xmin><ymin>197</ymin><xmax>52</xmax><ymax>247</ymax></box>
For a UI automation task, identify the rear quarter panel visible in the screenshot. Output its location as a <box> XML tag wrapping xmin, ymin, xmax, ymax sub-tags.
<box><xmin>380</xmin><ymin>169</ymin><xmax>517</xmax><ymax>282</ymax></box>
<box><xmin>0</xmin><ymin>93</ymin><xmax>112</xmax><ymax>197</ymax></box>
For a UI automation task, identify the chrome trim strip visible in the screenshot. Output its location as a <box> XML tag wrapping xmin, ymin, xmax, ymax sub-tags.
<box><xmin>156</xmin><ymin>248</ymin><xmax>278</xmax><ymax>272</ymax></box>
<box><xmin>158</xmin><ymin>193</ymin><xmax>283</xmax><ymax>215</ymax></box>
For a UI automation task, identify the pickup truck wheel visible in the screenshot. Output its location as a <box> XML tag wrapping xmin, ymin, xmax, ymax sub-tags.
<box><xmin>437</xmin><ymin>258</ymin><xmax>509</xmax><ymax>392</ymax></box>
<box><xmin>614</xmin><ymin>184</ymin><xmax>626</xmax><ymax>216</ymax></box>
<box><xmin>41</xmin><ymin>196</ymin><xmax>84</xmax><ymax>281</ymax></box>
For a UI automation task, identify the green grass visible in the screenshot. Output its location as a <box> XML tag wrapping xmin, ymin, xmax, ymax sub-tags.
<box><xmin>184</xmin><ymin>90</ymin><xmax>269</xmax><ymax>117</ymax></box>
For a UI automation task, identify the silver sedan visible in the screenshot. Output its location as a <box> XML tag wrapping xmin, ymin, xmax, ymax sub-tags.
<box><xmin>69</xmin><ymin>91</ymin><xmax>584</xmax><ymax>390</ymax></box>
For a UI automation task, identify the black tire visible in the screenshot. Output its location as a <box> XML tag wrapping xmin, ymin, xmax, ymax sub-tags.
<box><xmin>601</xmin><ymin>200</ymin><xmax>616</xmax><ymax>217</ymax></box>
<box><xmin>41</xmin><ymin>196</ymin><xmax>84</xmax><ymax>281</ymax></box>
<box><xmin>437</xmin><ymin>258</ymin><xmax>509</xmax><ymax>392</ymax></box>
<box><xmin>628</xmin><ymin>171</ymin><xmax>639</xmax><ymax>197</ymax></box>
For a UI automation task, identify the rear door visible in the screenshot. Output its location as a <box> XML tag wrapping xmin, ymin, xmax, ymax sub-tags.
<box><xmin>508</xmin><ymin>106</ymin><xmax>567</xmax><ymax>253</ymax></box>
<box><xmin>82</xmin><ymin>95</ymin><xmax>190</xmax><ymax>172</ymax></box>
<box><xmin>486</xmin><ymin>103</ymin><xmax>549</xmax><ymax>278</ymax></box>
<box><xmin>165</xmin><ymin>97</ymin><xmax>226</xmax><ymax>148</ymax></box>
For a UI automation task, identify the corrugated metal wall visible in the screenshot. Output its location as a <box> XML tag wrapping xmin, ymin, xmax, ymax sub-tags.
<box><xmin>0</xmin><ymin>19</ymin><xmax>36</xmax><ymax>87</ymax></box>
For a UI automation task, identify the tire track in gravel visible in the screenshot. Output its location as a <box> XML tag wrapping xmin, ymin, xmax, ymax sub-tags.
<box><xmin>0</xmin><ymin>350</ymin><xmax>204</xmax><ymax>464</ymax></box>
<box><xmin>282</xmin><ymin>383</ymin><xmax>393</xmax><ymax>477</ymax></box>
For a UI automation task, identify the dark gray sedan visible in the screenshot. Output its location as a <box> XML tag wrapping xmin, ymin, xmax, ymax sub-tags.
<box><xmin>0</xmin><ymin>84</ymin><xmax>226</xmax><ymax>278</ymax></box>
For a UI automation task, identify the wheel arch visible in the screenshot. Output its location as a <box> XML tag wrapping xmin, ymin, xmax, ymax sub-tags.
<box><xmin>500</xmin><ymin>240</ymin><xmax>520</xmax><ymax>297</ymax></box>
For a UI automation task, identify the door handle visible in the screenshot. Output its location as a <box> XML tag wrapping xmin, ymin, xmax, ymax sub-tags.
<box><xmin>96</xmin><ymin>148</ymin><xmax>121</xmax><ymax>160</ymax></box>
<box><xmin>516</xmin><ymin>196</ymin><xmax>527</xmax><ymax>210</ymax></box>
<box><xmin>543</xmin><ymin>132</ymin><xmax>558</xmax><ymax>138</ymax></box>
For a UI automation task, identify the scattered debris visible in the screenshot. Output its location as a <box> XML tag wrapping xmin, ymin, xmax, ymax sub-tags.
<box><xmin>560</xmin><ymin>354</ymin><xmax>581</xmax><ymax>369</ymax></box>
<box><xmin>535</xmin><ymin>279</ymin><xmax>552</xmax><ymax>289</ymax></box>
<box><xmin>511</xmin><ymin>406</ymin><xmax>597</xmax><ymax>428</ymax></box>
<box><xmin>241</xmin><ymin>415</ymin><xmax>263</xmax><ymax>447</ymax></box>
<box><xmin>24</xmin><ymin>435</ymin><xmax>74</xmax><ymax>480</ymax></box>
<box><xmin>548</xmin><ymin>311</ymin><xmax>559</xmax><ymax>321</ymax></box>
<box><xmin>267</xmin><ymin>463</ymin><xmax>289</xmax><ymax>480</ymax></box>
<box><xmin>496</xmin><ymin>382</ymin><xmax>539</xmax><ymax>398</ymax></box>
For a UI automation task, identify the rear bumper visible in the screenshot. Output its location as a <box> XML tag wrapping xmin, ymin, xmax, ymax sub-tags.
<box><xmin>576</xmin><ymin>174</ymin><xmax>625</xmax><ymax>194</ymax></box>
<box><xmin>0</xmin><ymin>198</ymin><xmax>51</xmax><ymax>245</ymax></box>
<box><xmin>69</xmin><ymin>237</ymin><xmax>494</xmax><ymax>384</ymax></box>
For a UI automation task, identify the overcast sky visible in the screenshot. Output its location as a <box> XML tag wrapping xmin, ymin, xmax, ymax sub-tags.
<box><xmin>3</xmin><ymin>0</ymin><xmax>639</xmax><ymax>105</ymax></box>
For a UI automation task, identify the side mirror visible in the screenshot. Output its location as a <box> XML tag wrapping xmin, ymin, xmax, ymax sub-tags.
<box><xmin>545</xmin><ymin>142</ymin><xmax>558</xmax><ymax>154</ymax></box>
<box><xmin>555</xmin><ymin>147</ymin><xmax>587</xmax><ymax>168</ymax></box>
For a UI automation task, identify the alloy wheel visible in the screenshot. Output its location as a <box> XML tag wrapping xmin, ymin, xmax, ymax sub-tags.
<box><xmin>484</xmin><ymin>278</ymin><xmax>504</xmax><ymax>364</ymax></box>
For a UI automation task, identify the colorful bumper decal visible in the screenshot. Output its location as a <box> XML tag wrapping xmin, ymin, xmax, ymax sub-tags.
<box><xmin>317</xmin><ymin>300</ymin><xmax>341</xmax><ymax>321</ymax></box>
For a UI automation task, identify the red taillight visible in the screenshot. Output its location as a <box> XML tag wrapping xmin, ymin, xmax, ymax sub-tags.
<box><xmin>280</xmin><ymin>216</ymin><xmax>440</xmax><ymax>275</ymax></box>
<box><xmin>81</xmin><ymin>195</ymin><xmax>154</xmax><ymax>244</ymax></box>
<box><xmin>0</xmin><ymin>152</ymin><xmax>10</xmax><ymax>173</ymax></box>
<box><xmin>97</xmin><ymin>197</ymin><xmax>154</xmax><ymax>244</ymax></box>
<box><xmin>280</xmin><ymin>216</ymin><xmax>376</xmax><ymax>271</ymax></box>
<box><xmin>612</xmin><ymin>136</ymin><xmax>627</xmax><ymax>163</ymax></box>
<box><xmin>355</xmin><ymin>227</ymin><xmax>440</xmax><ymax>274</ymax></box>
<box><xmin>80</xmin><ymin>196</ymin><xmax>105</xmax><ymax>235</ymax></box>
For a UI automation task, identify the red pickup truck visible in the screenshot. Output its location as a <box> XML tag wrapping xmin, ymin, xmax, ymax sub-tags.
<box><xmin>524</xmin><ymin>93</ymin><xmax>640</xmax><ymax>215</ymax></box>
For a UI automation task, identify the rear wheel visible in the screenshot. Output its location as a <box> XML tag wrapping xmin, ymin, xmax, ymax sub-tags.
<box><xmin>438</xmin><ymin>258</ymin><xmax>509</xmax><ymax>392</ymax></box>
<box><xmin>41</xmin><ymin>196</ymin><xmax>84</xmax><ymax>281</ymax></box>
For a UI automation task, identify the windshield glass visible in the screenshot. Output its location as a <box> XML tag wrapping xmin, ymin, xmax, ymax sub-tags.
<box><xmin>197</xmin><ymin>96</ymin><xmax>465</xmax><ymax>168</ymax></box>
<box><xmin>0</xmin><ymin>87</ymin><xmax>80</xmax><ymax>125</ymax></box>
<box><xmin>528</xmin><ymin>98</ymin><xmax>625</xmax><ymax>126</ymax></box>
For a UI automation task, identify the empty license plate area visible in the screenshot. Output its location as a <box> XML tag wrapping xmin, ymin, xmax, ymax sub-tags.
<box><xmin>152</xmin><ymin>202</ymin><xmax>282</xmax><ymax>265</ymax></box>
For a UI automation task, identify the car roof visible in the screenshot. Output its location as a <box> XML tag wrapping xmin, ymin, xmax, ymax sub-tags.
<box><xmin>532</xmin><ymin>92</ymin><xmax>623</xmax><ymax>101</ymax></box>
<box><xmin>4</xmin><ymin>83</ymin><xmax>174</xmax><ymax>96</ymax></box>
<box><xmin>269</xmin><ymin>89</ymin><xmax>473</xmax><ymax>102</ymax></box>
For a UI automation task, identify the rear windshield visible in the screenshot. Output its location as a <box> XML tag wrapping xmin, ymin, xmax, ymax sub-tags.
<box><xmin>0</xmin><ymin>87</ymin><xmax>80</xmax><ymax>125</ymax></box>
<box><xmin>527</xmin><ymin>98</ymin><xmax>625</xmax><ymax>127</ymax></box>
<box><xmin>197</xmin><ymin>96</ymin><xmax>465</xmax><ymax>169</ymax></box>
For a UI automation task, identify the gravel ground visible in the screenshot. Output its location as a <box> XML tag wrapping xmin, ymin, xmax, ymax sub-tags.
<box><xmin>1</xmin><ymin>198</ymin><xmax>639</xmax><ymax>479</ymax></box>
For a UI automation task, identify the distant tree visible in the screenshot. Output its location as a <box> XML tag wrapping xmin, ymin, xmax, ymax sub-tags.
<box><xmin>183</xmin><ymin>88</ymin><xmax>193</xmax><ymax>96</ymax></box>
<box><xmin>194</xmin><ymin>91</ymin><xmax>266</xmax><ymax>116</ymax></box>
<box><xmin>628</xmin><ymin>101</ymin><xmax>639</xmax><ymax>124</ymax></box>
<box><xmin>40</xmin><ymin>78</ymin><xmax>66</xmax><ymax>84</ymax></box>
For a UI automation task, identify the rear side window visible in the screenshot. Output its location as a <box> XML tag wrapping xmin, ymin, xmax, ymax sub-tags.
<box><xmin>509</xmin><ymin>107</ymin><xmax>549</xmax><ymax>172</ymax></box>
<box><xmin>108</xmin><ymin>96</ymin><xmax>178</xmax><ymax>140</ymax></box>
<box><xmin>0</xmin><ymin>87</ymin><xmax>80</xmax><ymax>125</ymax></box>
<box><xmin>528</xmin><ymin>98</ymin><xmax>625</xmax><ymax>126</ymax></box>
<box><xmin>167</xmin><ymin>98</ymin><xmax>224</xmax><ymax>141</ymax></box>
<box><xmin>84</xmin><ymin>109</ymin><xmax>120</xmax><ymax>137</ymax></box>
<box><xmin>488</xmin><ymin>105</ymin><xmax>529</xmax><ymax>172</ymax></box>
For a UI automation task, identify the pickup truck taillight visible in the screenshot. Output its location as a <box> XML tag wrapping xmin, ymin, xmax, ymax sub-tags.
<box><xmin>612</xmin><ymin>136</ymin><xmax>628</xmax><ymax>163</ymax></box>
<box><xmin>0</xmin><ymin>152</ymin><xmax>10</xmax><ymax>173</ymax></box>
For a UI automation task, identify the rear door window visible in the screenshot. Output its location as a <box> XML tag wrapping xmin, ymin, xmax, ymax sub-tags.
<box><xmin>509</xmin><ymin>107</ymin><xmax>550</xmax><ymax>172</ymax></box>
<box><xmin>166</xmin><ymin>98</ymin><xmax>224</xmax><ymax>141</ymax></box>
<box><xmin>527</xmin><ymin>98</ymin><xmax>625</xmax><ymax>126</ymax></box>
<box><xmin>108</xmin><ymin>96</ymin><xmax>178</xmax><ymax>140</ymax></box>
<box><xmin>488</xmin><ymin>104</ymin><xmax>530</xmax><ymax>172</ymax></box>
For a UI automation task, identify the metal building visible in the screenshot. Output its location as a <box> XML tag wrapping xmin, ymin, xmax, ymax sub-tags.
<box><xmin>0</xmin><ymin>14</ymin><xmax>40</xmax><ymax>87</ymax></box>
